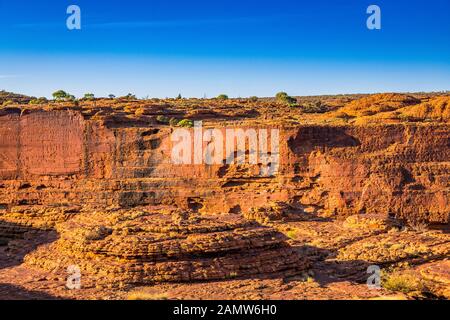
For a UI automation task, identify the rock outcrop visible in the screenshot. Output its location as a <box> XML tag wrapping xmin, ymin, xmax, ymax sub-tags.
<box><xmin>25</xmin><ymin>208</ymin><xmax>307</xmax><ymax>285</ymax></box>
<box><xmin>0</xmin><ymin>109</ymin><xmax>447</xmax><ymax>223</ymax></box>
<box><xmin>0</xmin><ymin>94</ymin><xmax>449</xmax><ymax>289</ymax></box>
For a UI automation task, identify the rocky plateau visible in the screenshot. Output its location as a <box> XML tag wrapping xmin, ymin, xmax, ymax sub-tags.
<box><xmin>0</xmin><ymin>92</ymin><xmax>448</xmax><ymax>300</ymax></box>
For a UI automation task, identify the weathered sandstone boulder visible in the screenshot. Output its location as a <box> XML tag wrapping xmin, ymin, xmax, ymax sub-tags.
<box><xmin>25</xmin><ymin>209</ymin><xmax>308</xmax><ymax>285</ymax></box>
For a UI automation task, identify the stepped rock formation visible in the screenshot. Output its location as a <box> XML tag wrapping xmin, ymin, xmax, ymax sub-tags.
<box><xmin>0</xmin><ymin>93</ymin><xmax>449</xmax><ymax>292</ymax></box>
<box><xmin>24</xmin><ymin>209</ymin><xmax>307</xmax><ymax>285</ymax></box>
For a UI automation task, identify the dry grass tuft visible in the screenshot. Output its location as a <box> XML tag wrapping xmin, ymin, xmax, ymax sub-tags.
<box><xmin>127</xmin><ymin>291</ymin><xmax>168</xmax><ymax>300</ymax></box>
<box><xmin>382</xmin><ymin>272</ymin><xmax>425</xmax><ymax>294</ymax></box>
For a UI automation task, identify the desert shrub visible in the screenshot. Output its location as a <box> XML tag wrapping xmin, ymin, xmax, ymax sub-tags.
<box><xmin>276</xmin><ymin>91</ymin><xmax>297</xmax><ymax>106</ymax></box>
<box><xmin>177</xmin><ymin>119</ymin><xmax>194</xmax><ymax>128</ymax></box>
<box><xmin>216</xmin><ymin>94</ymin><xmax>229</xmax><ymax>100</ymax></box>
<box><xmin>286</xmin><ymin>229</ymin><xmax>298</xmax><ymax>239</ymax></box>
<box><xmin>123</xmin><ymin>93</ymin><xmax>136</xmax><ymax>100</ymax></box>
<box><xmin>134</xmin><ymin>108</ymin><xmax>146</xmax><ymax>116</ymax></box>
<box><xmin>83</xmin><ymin>93</ymin><xmax>95</xmax><ymax>100</ymax></box>
<box><xmin>406</xmin><ymin>216</ymin><xmax>429</xmax><ymax>232</ymax></box>
<box><xmin>169</xmin><ymin>117</ymin><xmax>179</xmax><ymax>126</ymax></box>
<box><xmin>52</xmin><ymin>90</ymin><xmax>69</xmax><ymax>101</ymax></box>
<box><xmin>176</xmin><ymin>94</ymin><xmax>182</xmax><ymax>99</ymax></box>
<box><xmin>302</xmin><ymin>100</ymin><xmax>329</xmax><ymax>113</ymax></box>
<box><xmin>383</xmin><ymin>273</ymin><xmax>425</xmax><ymax>294</ymax></box>
<box><xmin>108</xmin><ymin>94</ymin><xmax>116</xmax><ymax>99</ymax></box>
<box><xmin>248</xmin><ymin>96</ymin><xmax>258</xmax><ymax>102</ymax></box>
<box><xmin>276</xmin><ymin>92</ymin><xmax>288</xmax><ymax>100</ymax></box>
<box><xmin>1</xmin><ymin>100</ymin><xmax>14</xmax><ymax>107</ymax></box>
<box><xmin>156</xmin><ymin>115</ymin><xmax>169</xmax><ymax>124</ymax></box>
<box><xmin>28</xmin><ymin>97</ymin><xmax>48</xmax><ymax>104</ymax></box>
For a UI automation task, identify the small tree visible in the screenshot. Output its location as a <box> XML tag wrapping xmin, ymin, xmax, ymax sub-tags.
<box><xmin>84</xmin><ymin>93</ymin><xmax>95</xmax><ymax>100</ymax></box>
<box><xmin>275</xmin><ymin>92</ymin><xmax>288</xmax><ymax>100</ymax></box>
<box><xmin>248</xmin><ymin>96</ymin><xmax>258</xmax><ymax>102</ymax></box>
<box><xmin>176</xmin><ymin>94</ymin><xmax>182</xmax><ymax>100</ymax></box>
<box><xmin>108</xmin><ymin>94</ymin><xmax>116</xmax><ymax>99</ymax></box>
<box><xmin>52</xmin><ymin>90</ymin><xmax>68</xmax><ymax>101</ymax></box>
<box><xmin>275</xmin><ymin>91</ymin><xmax>297</xmax><ymax>106</ymax></box>
<box><xmin>217</xmin><ymin>94</ymin><xmax>229</xmax><ymax>100</ymax></box>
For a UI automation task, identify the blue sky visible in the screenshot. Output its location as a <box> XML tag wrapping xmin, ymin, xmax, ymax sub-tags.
<box><xmin>0</xmin><ymin>0</ymin><xmax>449</xmax><ymax>98</ymax></box>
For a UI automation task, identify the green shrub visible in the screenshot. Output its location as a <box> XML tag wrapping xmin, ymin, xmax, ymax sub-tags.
<box><xmin>216</xmin><ymin>94</ymin><xmax>229</xmax><ymax>100</ymax></box>
<box><xmin>1</xmin><ymin>100</ymin><xmax>14</xmax><ymax>107</ymax></box>
<box><xmin>52</xmin><ymin>90</ymin><xmax>68</xmax><ymax>101</ymax></box>
<box><xmin>29</xmin><ymin>97</ymin><xmax>48</xmax><ymax>105</ymax></box>
<box><xmin>302</xmin><ymin>100</ymin><xmax>329</xmax><ymax>113</ymax></box>
<box><xmin>276</xmin><ymin>92</ymin><xmax>297</xmax><ymax>106</ymax></box>
<box><xmin>276</xmin><ymin>92</ymin><xmax>289</xmax><ymax>100</ymax></box>
<box><xmin>177</xmin><ymin>119</ymin><xmax>194</xmax><ymax>128</ymax></box>
<box><xmin>156</xmin><ymin>115</ymin><xmax>170</xmax><ymax>124</ymax></box>
<box><xmin>169</xmin><ymin>117</ymin><xmax>179</xmax><ymax>126</ymax></box>
<box><xmin>286</xmin><ymin>230</ymin><xmax>298</xmax><ymax>239</ymax></box>
<box><xmin>124</xmin><ymin>93</ymin><xmax>136</xmax><ymax>100</ymax></box>
<box><xmin>248</xmin><ymin>96</ymin><xmax>258</xmax><ymax>102</ymax></box>
<box><xmin>84</xmin><ymin>93</ymin><xmax>95</xmax><ymax>100</ymax></box>
<box><xmin>383</xmin><ymin>273</ymin><xmax>425</xmax><ymax>294</ymax></box>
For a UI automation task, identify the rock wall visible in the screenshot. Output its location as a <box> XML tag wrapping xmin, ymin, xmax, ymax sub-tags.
<box><xmin>0</xmin><ymin>110</ymin><xmax>448</xmax><ymax>223</ymax></box>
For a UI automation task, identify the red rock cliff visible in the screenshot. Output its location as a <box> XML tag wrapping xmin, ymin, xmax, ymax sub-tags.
<box><xmin>0</xmin><ymin>109</ymin><xmax>448</xmax><ymax>223</ymax></box>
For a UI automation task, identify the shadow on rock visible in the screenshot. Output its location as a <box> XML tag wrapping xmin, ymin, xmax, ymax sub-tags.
<box><xmin>0</xmin><ymin>219</ymin><xmax>58</xmax><ymax>270</ymax></box>
<box><xmin>0</xmin><ymin>283</ymin><xmax>59</xmax><ymax>300</ymax></box>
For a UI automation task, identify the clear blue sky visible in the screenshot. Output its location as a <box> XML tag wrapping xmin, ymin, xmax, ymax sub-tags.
<box><xmin>0</xmin><ymin>0</ymin><xmax>449</xmax><ymax>98</ymax></box>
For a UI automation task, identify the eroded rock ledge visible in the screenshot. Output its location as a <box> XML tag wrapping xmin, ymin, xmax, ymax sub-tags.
<box><xmin>0</xmin><ymin>109</ymin><xmax>448</xmax><ymax>223</ymax></box>
<box><xmin>0</xmin><ymin>104</ymin><xmax>448</xmax><ymax>288</ymax></box>
<box><xmin>24</xmin><ymin>209</ymin><xmax>307</xmax><ymax>285</ymax></box>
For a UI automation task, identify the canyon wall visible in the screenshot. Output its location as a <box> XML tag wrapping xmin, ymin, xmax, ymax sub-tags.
<box><xmin>0</xmin><ymin>109</ymin><xmax>448</xmax><ymax>223</ymax></box>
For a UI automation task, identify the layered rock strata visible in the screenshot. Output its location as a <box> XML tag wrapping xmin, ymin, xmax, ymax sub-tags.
<box><xmin>25</xmin><ymin>209</ymin><xmax>307</xmax><ymax>285</ymax></box>
<box><xmin>0</xmin><ymin>109</ymin><xmax>447</xmax><ymax>223</ymax></box>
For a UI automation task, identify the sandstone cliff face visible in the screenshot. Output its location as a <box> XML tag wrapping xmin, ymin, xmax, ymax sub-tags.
<box><xmin>0</xmin><ymin>109</ymin><xmax>448</xmax><ymax>224</ymax></box>
<box><xmin>286</xmin><ymin>125</ymin><xmax>449</xmax><ymax>223</ymax></box>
